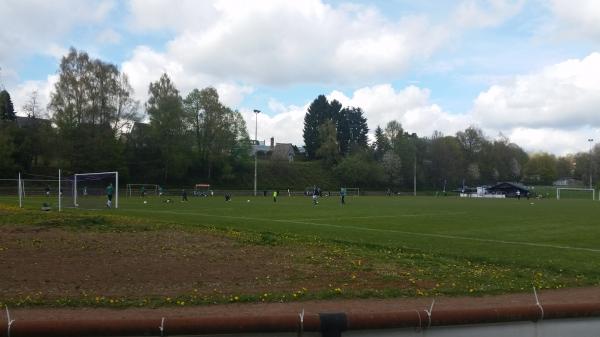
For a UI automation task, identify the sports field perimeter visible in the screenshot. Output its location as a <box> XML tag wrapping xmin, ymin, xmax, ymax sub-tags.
<box><xmin>1</xmin><ymin>194</ymin><xmax>599</xmax><ymax>307</ymax></box>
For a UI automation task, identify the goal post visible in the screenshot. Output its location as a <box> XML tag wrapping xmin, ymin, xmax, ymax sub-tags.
<box><xmin>71</xmin><ymin>171</ymin><xmax>119</xmax><ymax>209</ymax></box>
<box><xmin>556</xmin><ymin>187</ymin><xmax>595</xmax><ymax>201</ymax></box>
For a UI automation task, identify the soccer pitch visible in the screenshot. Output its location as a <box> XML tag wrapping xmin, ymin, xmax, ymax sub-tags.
<box><xmin>137</xmin><ymin>195</ymin><xmax>600</xmax><ymax>276</ymax></box>
<box><xmin>8</xmin><ymin>193</ymin><xmax>600</xmax><ymax>277</ymax></box>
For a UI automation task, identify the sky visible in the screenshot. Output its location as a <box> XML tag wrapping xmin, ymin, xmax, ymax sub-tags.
<box><xmin>1</xmin><ymin>0</ymin><xmax>599</xmax><ymax>155</ymax></box>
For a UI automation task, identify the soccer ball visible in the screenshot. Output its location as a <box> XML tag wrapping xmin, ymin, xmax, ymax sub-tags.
<box><xmin>144</xmin><ymin>200</ymin><xmax>147</xmax><ymax>204</ymax></box>
<box><xmin>247</xmin><ymin>199</ymin><xmax>250</xmax><ymax>202</ymax></box>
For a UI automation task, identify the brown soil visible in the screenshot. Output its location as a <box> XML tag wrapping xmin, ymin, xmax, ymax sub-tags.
<box><xmin>2</xmin><ymin>225</ymin><xmax>599</xmax><ymax>322</ymax></box>
<box><xmin>0</xmin><ymin>225</ymin><xmax>403</xmax><ymax>301</ymax></box>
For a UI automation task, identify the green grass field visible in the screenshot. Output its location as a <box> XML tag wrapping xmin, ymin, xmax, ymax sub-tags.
<box><xmin>1</xmin><ymin>193</ymin><xmax>600</xmax><ymax>305</ymax></box>
<box><xmin>6</xmin><ymin>194</ymin><xmax>600</xmax><ymax>276</ymax></box>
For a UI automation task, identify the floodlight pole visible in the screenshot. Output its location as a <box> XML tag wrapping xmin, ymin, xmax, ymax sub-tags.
<box><xmin>58</xmin><ymin>169</ymin><xmax>62</xmax><ymax>212</ymax></box>
<box><xmin>253</xmin><ymin>109</ymin><xmax>260</xmax><ymax>197</ymax></box>
<box><xmin>413</xmin><ymin>154</ymin><xmax>417</xmax><ymax>196</ymax></box>
<box><xmin>18</xmin><ymin>172</ymin><xmax>22</xmax><ymax>208</ymax></box>
<box><xmin>589</xmin><ymin>138</ymin><xmax>594</xmax><ymax>189</ymax></box>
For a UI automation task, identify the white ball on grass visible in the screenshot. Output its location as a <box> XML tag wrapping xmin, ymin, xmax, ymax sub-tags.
<box><xmin>247</xmin><ymin>199</ymin><xmax>250</xmax><ymax>202</ymax></box>
<box><xmin>143</xmin><ymin>200</ymin><xmax>148</xmax><ymax>204</ymax></box>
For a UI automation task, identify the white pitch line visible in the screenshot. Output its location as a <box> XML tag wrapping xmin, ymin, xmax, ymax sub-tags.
<box><xmin>290</xmin><ymin>212</ymin><xmax>467</xmax><ymax>222</ymax></box>
<box><xmin>125</xmin><ymin>209</ymin><xmax>600</xmax><ymax>253</ymax></box>
<box><xmin>291</xmin><ymin>215</ymin><xmax>401</xmax><ymax>222</ymax></box>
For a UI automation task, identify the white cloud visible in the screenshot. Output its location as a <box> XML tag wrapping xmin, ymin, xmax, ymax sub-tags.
<box><xmin>43</xmin><ymin>44</ymin><xmax>69</xmax><ymax>60</ymax></box>
<box><xmin>96</xmin><ymin>28</ymin><xmax>122</xmax><ymax>45</ymax></box>
<box><xmin>122</xmin><ymin>46</ymin><xmax>253</xmax><ymax>108</ymax></box>
<box><xmin>453</xmin><ymin>0</ymin><xmax>524</xmax><ymax>29</ymax></box>
<box><xmin>214</xmin><ymin>83</ymin><xmax>254</xmax><ymax>107</ymax></box>
<box><xmin>549</xmin><ymin>0</ymin><xmax>600</xmax><ymax>39</ymax></box>
<box><xmin>240</xmin><ymin>104</ymin><xmax>308</xmax><ymax>146</ymax></box>
<box><xmin>328</xmin><ymin>84</ymin><xmax>470</xmax><ymax>138</ymax></box>
<box><xmin>0</xmin><ymin>1</ymin><xmax>114</xmax><ymax>64</ymax></box>
<box><xmin>121</xmin><ymin>46</ymin><xmax>184</xmax><ymax>104</ymax></box>
<box><xmin>11</xmin><ymin>75</ymin><xmax>59</xmax><ymax>117</ymax></box>
<box><xmin>472</xmin><ymin>53</ymin><xmax>600</xmax><ymax>129</ymax></box>
<box><xmin>0</xmin><ymin>0</ymin><xmax>115</xmax><ymax>96</ymax></box>
<box><xmin>507</xmin><ymin>127</ymin><xmax>599</xmax><ymax>156</ymax></box>
<box><xmin>467</xmin><ymin>52</ymin><xmax>600</xmax><ymax>155</ymax></box>
<box><xmin>127</xmin><ymin>0</ymin><xmax>217</xmax><ymax>32</ymax></box>
<box><xmin>126</xmin><ymin>0</ymin><xmax>460</xmax><ymax>86</ymax></box>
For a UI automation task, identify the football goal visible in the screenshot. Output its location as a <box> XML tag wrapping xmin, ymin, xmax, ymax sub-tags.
<box><xmin>344</xmin><ymin>187</ymin><xmax>360</xmax><ymax>196</ymax></box>
<box><xmin>1</xmin><ymin>171</ymin><xmax>70</xmax><ymax>210</ymax></box>
<box><xmin>556</xmin><ymin>188</ymin><xmax>595</xmax><ymax>200</ymax></box>
<box><xmin>126</xmin><ymin>184</ymin><xmax>159</xmax><ymax>197</ymax></box>
<box><xmin>65</xmin><ymin>171</ymin><xmax>119</xmax><ymax>209</ymax></box>
<box><xmin>20</xmin><ymin>178</ymin><xmax>63</xmax><ymax>197</ymax></box>
<box><xmin>194</xmin><ymin>183</ymin><xmax>211</xmax><ymax>196</ymax></box>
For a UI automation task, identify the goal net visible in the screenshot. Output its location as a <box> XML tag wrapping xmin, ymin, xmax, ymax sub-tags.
<box><xmin>1</xmin><ymin>175</ymin><xmax>64</xmax><ymax>209</ymax></box>
<box><xmin>556</xmin><ymin>188</ymin><xmax>595</xmax><ymax>200</ymax></box>
<box><xmin>64</xmin><ymin>172</ymin><xmax>119</xmax><ymax>209</ymax></box>
<box><xmin>126</xmin><ymin>184</ymin><xmax>159</xmax><ymax>197</ymax></box>
<box><xmin>344</xmin><ymin>187</ymin><xmax>360</xmax><ymax>196</ymax></box>
<box><xmin>0</xmin><ymin>178</ymin><xmax>20</xmax><ymax>196</ymax></box>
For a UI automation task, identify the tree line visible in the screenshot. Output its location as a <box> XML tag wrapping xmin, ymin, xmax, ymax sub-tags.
<box><xmin>0</xmin><ymin>48</ymin><xmax>250</xmax><ymax>185</ymax></box>
<box><xmin>1</xmin><ymin>47</ymin><xmax>599</xmax><ymax>190</ymax></box>
<box><xmin>301</xmin><ymin>95</ymin><xmax>599</xmax><ymax>190</ymax></box>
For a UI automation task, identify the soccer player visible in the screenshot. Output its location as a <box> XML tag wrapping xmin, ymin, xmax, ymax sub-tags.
<box><xmin>140</xmin><ymin>186</ymin><xmax>146</xmax><ymax>197</ymax></box>
<box><xmin>340</xmin><ymin>187</ymin><xmax>346</xmax><ymax>205</ymax></box>
<box><xmin>106</xmin><ymin>183</ymin><xmax>114</xmax><ymax>208</ymax></box>
<box><xmin>312</xmin><ymin>186</ymin><xmax>319</xmax><ymax>206</ymax></box>
<box><xmin>273</xmin><ymin>190</ymin><xmax>278</xmax><ymax>202</ymax></box>
<box><xmin>182</xmin><ymin>189</ymin><xmax>188</xmax><ymax>202</ymax></box>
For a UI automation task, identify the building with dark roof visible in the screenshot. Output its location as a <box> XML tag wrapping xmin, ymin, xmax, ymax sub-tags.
<box><xmin>271</xmin><ymin>143</ymin><xmax>295</xmax><ymax>162</ymax></box>
<box><xmin>15</xmin><ymin>116</ymin><xmax>52</xmax><ymax>128</ymax></box>
<box><xmin>487</xmin><ymin>182</ymin><xmax>530</xmax><ymax>198</ymax></box>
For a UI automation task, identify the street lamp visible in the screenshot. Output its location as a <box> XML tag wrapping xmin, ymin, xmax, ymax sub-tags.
<box><xmin>589</xmin><ymin>138</ymin><xmax>594</xmax><ymax>189</ymax></box>
<box><xmin>253</xmin><ymin>109</ymin><xmax>261</xmax><ymax>196</ymax></box>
